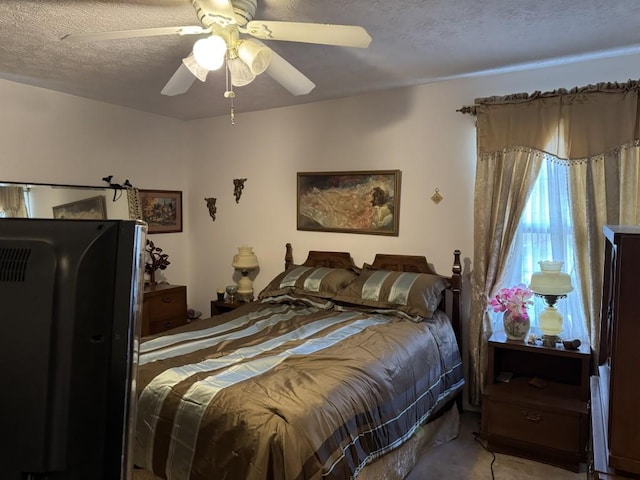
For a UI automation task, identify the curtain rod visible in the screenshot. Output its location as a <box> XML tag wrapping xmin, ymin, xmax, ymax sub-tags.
<box><xmin>456</xmin><ymin>105</ymin><xmax>476</xmax><ymax>116</ymax></box>
<box><xmin>456</xmin><ymin>78</ymin><xmax>640</xmax><ymax>116</ymax></box>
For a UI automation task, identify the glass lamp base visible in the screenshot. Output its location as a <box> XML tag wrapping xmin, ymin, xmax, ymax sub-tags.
<box><xmin>539</xmin><ymin>306</ymin><xmax>563</xmax><ymax>337</ymax></box>
<box><xmin>236</xmin><ymin>274</ymin><xmax>254</xmax><ymax>300</ymax></box>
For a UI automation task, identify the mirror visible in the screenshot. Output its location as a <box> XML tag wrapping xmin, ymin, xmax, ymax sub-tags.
<box><xmin>0</xmin><ymin>181</ymin><xmax>140</xmax><ymax>220</ymax></box>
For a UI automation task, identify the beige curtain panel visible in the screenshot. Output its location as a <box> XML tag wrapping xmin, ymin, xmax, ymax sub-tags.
<box><xmin>466</xmin><ymin>79</ymin><xmax>640</xmax><ymax>406</ymax></box>
<box><xmin>0</xmin><ymin>186</ymin><xmax>28</xmax><ymax>218</ymax></box>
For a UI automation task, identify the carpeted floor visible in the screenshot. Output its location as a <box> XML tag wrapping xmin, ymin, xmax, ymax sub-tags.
<box><xmin>406</xmin><ymin>411</ymin><xmax>586</xmax><ymax>480</ymax></box>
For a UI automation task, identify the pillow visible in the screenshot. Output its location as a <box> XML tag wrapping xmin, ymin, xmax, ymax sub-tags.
<box><xmin>258</xmin><ymin>266</ymin><xmax>359</xmax><ymax>300</ymax></box>
<box><xmin>334</xmin><ymin>269</ymin><xmax>449</xmax><ymax>318</ymax></box>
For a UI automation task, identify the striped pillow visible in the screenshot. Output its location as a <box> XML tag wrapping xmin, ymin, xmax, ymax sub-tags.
<box><xmin>258</xmin><ymin>266</ymin><xmax>359</xmax><ymax>300</ymax></box>
<box><xmin>334</xmin><ymin>269</ymin><xmax>449</xmax><ymax>318</ymax></box>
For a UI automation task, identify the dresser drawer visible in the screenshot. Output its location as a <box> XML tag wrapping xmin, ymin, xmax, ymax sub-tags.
<box><xmin>146</xmin><ymin>288</ymin><xmax>186</xmax><ymax>320</ymax></box>
<box><xmin>147</xmin><ymin>315</ymin><xmax>187</xmax><ymax>335</ymax></box>
<box><xmin>484</xmin><ymin>398</ymin><xmax>581</xmax><ymax>452</ymax></box>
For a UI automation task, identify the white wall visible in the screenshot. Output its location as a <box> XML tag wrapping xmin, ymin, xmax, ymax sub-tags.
<box><xmin>184</xmin><ymin>53</ymin><xmax>640</xmax><ymax>320</ymax></box>
<box><xmin>0</xmin><ymin>79</ymin><xmax>191</xmax><ymax>287</ymax></box>
<box><xmin>2</xmin><ymin>53</ymin><xmax>640</xmax><ymax>326</ymax></box>
<box><xmin>184</xmin><ymin>85</ymin><xmax>476</xmax><ymax>314</ymax></box>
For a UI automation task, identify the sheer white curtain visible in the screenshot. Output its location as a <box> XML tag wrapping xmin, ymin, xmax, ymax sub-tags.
<box><xmin>495</xmin><ymin>158</ymin><xmax>589</xmax><ymax>344</ymax></box>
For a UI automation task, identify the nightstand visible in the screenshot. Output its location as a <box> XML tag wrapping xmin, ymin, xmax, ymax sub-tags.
<box><xmin>210</xmin><ymin>300</ymin><xmax>242</xmax><ymax>316</ymax></box>
<box><xmin>481</xmin><ymin>332</ymin><xmax>590</xmax><ymax>472</ymax></box>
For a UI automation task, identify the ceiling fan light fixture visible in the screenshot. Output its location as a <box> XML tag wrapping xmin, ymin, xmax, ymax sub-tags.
<box><xmin>237</xmin><ymin>40</ymin><xmax>271</xmax><ymax>75</ymax></box>
<box><xmin>182</xmin><ymin>54</ymin><xmax>209</xmax><ymax>82</ymax></box>
<box><xmin>228</xmin><ymin>57</ymin><xmax>256</xmax><ymax>86</ymax></box>
<box><xmin>193</xmin><ymin>35</ymin><xmax>227</xmax><ymax>71</ymax></box>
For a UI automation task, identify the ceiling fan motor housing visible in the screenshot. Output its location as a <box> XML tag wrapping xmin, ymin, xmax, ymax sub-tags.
<box><xmin>232</xmin><ymin>0</ymin><xmax>258</xmax><ymax>26</ymax></box>
<box><xmin>191</xmin><ymin>0</ymin><xmax>256</xmax><ymax>28</ymax></box>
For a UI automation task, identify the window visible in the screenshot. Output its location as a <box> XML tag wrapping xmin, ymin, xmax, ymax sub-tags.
<box><xmin>494</xmin><ymin>158</ymin><xmax>589</xmax><ymax>343</ymax></box>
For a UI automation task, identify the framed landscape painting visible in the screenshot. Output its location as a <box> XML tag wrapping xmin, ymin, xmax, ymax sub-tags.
<box><xmin>297</xmin><ymin>170</ymin><xmax>401</xmax><ymax>236</ymax></box>
<box><xmin>139</xmin><ymin>189</ymin><xmax>183</xmax><ymax>233</ymax></box>
<box><xmin>52</xmin><ymin>195</ymin><xmax>107</xmax><ymax>220</ymax></box>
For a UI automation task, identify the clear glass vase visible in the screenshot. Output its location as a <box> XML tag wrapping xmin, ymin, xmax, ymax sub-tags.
<box><xmin>503</xmin><ymin>311</ymin><xmax>530</xmax><ymax>341</ymax></box>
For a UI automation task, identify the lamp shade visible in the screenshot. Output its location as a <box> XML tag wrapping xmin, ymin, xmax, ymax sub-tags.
<box><xmin>232</xmin><ymin>245</ymin><xmax>259</xmax><ymax>270</ymax></box>
<box><xmin>228</xmin><ymin>57</ymin><xmax>256</xmax><ymax>87</ymax></box>
<box><xmin>193</xmin><ymin>35</ymin><xmax>227</xmax><ymax>71</ymax></box>
<box><xmin>182</xmin><ymin>54</ymin><xmax>209</xmax><ymax>82</ymax></box>
<box><xmin>529</xmin><ymin>260</ymin><xmax>573</xmax><ymax>295</ymax></box>
<box><xmin>237</xmin><ymin>40</ymin><xmax>271</xmax><ymax>75</ymax></box>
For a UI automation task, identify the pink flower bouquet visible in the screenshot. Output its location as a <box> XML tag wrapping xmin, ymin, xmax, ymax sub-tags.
<box><xmin>490</xmin><ymin>284</ymin><xmax>534</xmax><ymax>320</ymax></box>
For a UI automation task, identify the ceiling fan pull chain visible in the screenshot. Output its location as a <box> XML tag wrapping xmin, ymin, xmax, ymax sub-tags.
<box><xmin>223</xmin><ymin>57</ymin><xmax>236</xmax><ymax>126</ymax></box>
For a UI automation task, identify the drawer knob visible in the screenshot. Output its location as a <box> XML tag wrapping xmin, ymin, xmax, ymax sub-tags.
<box><xmin>163</xmin><ymin>322</ymin><xmax>173</xmax><ymax>329</ymax></box>
<box><xmin>521</xmin><ymin>410</ymin><xmax>542</xmax><ymax>423</ymax></box>
<box><xmin>162</xmin><ymin>297</ymin><xmax>174</xmax><ymax>303</ymax></box>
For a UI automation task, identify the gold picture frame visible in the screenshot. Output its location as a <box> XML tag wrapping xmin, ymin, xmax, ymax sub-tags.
<box><xmin>297</xmin><ymin>170</ymin><xmax>401</xmax><ymax>236</ymax></box>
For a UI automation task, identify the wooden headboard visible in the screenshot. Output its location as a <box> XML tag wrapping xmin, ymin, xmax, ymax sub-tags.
<box><xmin>283</xmin><ymin>243</ymin><xmax>462</xmax><ymax>349</ymax></box>
<box><xmin>285</xmin><ymin>243</ymin><xmax>357</xmax><ymax>270</ymax></box>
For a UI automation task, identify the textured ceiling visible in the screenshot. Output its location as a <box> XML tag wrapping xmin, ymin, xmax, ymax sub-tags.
<box><xmin>1</xmin><ymin>0</ymin><xmax>640</xmax><ymax>120</ymax></box>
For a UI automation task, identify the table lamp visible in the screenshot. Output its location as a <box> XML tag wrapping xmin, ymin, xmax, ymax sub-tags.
<box><xmin>529</xmin><ymin>260</ymin><xmax>573</xmax><ymax>347</ymax></box>
<box><xmin>232</xmin><ymin>245</ymin><xmax>259</xmax><ymax>302</ymax></box>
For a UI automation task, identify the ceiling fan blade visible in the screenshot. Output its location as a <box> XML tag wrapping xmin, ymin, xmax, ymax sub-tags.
<box><xmin>194</xmin><ymin>0</ymin><xmax>238</xmax><ymax>27</ymax></box>
<box><xmin>61</xmin><ymin>26</ymin><xmax>208</xmax><ymax>43</ymax></box>
<box><xmin>161</xmin><ymin>62</ymin><xmax>198</xmax><ymax>97</ymax></box>
<box><xmin>245</xmin><ymin>21</ymin><xmax>372</xmax><ymax>48</ymax></box>
<box><xmin>259</xmin><ymin>43</ymin><xmax>315</xmax><ymax>96</ymax></box>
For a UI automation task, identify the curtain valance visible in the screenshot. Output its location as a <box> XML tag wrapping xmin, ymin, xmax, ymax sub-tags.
<box><xmin>466</xmin><ymin>80</ymin><xmax>640</xmax><ymax>159</ymax></box>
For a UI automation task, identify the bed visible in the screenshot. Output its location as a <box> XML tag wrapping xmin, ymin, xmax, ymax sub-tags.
<box><xmin>133</xmin><ymin>245</ymin><xmax>464</xmax><ymax>480</ymax></box>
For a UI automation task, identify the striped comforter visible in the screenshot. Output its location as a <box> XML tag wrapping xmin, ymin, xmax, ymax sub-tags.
<box><xmin>134</xmin><ymin>295</ymin><xmax>463</xmax><ymax>480</ymax></box>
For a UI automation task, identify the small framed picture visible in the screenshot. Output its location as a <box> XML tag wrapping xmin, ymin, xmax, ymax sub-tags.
<box><xmin>138</xmin><ymin>189</ymin><xmax>183</xmax><ymax>233</ymax></box>
<box><xmin>52</xmin><ymin>195</ymin><xmax>107</xmax><ymax>220</ymax></box>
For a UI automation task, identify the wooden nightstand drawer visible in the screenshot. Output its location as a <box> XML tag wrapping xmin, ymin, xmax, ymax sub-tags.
<box><xmin>484</xmin><ymin>397</ymin><xmax>580</xmax><ymax>452</ymax></box>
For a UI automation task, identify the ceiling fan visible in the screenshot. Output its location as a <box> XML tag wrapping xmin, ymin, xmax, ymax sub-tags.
<box><xmin>61</xmin><ymin>0</ymin><xmax>372</xmax><ymax>100</ymax></box>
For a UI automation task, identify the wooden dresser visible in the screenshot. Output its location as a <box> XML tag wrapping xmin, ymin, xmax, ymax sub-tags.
<box><xmin>481</xmin><ymin>332</ymin><xmax>591</xmax><ymax>472</ymax></box>
<box><xmin>142</xmin><ymin>284</ymin><xmax>187</xmax><ymax>336</ymax></box>
<box><xmin>590</xmin><ymin>226</ymin><xmax>640</xmax><ymax>478</ymax></box>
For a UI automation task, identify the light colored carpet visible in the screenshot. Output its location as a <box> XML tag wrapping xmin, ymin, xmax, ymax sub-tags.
<box><xmin>406</xmin><ymin>411</ymin><xmax>586</xmax><ymax>480</ymax></box>
<box><xmin>133</xmin><ymin>411</ymin><xmax>586</xmax><ymax>479</ymax></box>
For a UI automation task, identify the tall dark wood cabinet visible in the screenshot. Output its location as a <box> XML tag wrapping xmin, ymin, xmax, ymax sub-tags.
<box><xmin>590</xmin><ymin>225</ymin><xmax>640</xmax><ymax>478</ymax></box>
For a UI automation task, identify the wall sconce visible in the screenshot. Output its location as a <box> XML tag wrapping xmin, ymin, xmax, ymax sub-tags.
<box><xmin>232</xmin><ymin>245</ymin><xmax>259</xmax><ymax>301</ymax></box>
<box><xmin>204</xmin><ymin>197</ymin><xmax>217</xmax><ymax>221</ymax></box>
<box><xmin>529</xmin><ymin>260</ymin><xmax>574</xmax><ymax>347</ymax></box>
<box><xmin>233</xmin><ymin>178</ymin><xmax>247</xmax><ymax>203</ymax></box>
